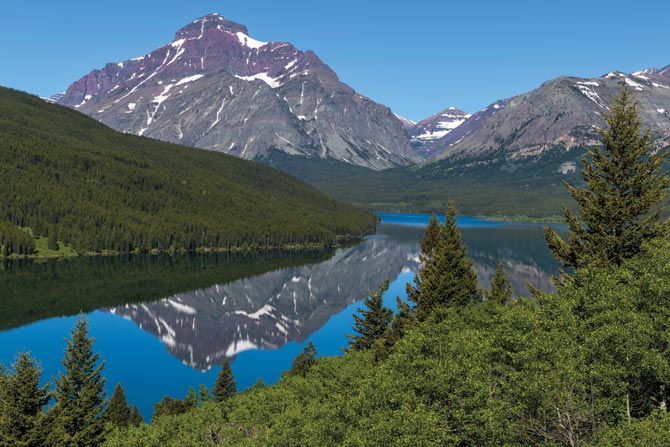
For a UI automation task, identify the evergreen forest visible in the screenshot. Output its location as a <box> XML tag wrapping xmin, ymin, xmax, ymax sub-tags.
<box><xmin>0</xmin><ymin>87</ymin><xmax>374</xmax><ymax>256</ymax></box>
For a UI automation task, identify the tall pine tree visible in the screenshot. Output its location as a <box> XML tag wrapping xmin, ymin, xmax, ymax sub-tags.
<box><xmin>487</xmin><ymin>260</ymin><xmax>513</xmax><ymax>305</ymax></box>
<box><xmin>545</xmin><ymin>88</ymin><xmax>669</xmax><ymax>268</ymax></box>
<box><xmin>49</xmin><ymin>315</ymin><xmax>107</xmax><ymax>447</ymax></box>
<box><xmin>408</xmin><ymin>201</ymin><xmax>479</xmax><ymax>319</ymax></box>
<box><xmin>106</xmin><ymin>384</ymin><xmax>131</xmax><ymax>428</ymax></box>
<box><xmin>212</xmin><ymin>360</ymin><xmax>237</xmax><ymax>402</ymax></box>
<box><xmin>346</xmin><ymin>280</ymin><xmax>393</xmax><ymax>352</ymax></box>
<box><xmin>0</xmin><ymin>352</ymin><xmax>50</xmax><ymax>447</ymax></box>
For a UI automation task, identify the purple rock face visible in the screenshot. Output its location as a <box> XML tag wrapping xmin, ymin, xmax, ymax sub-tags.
<box><xmin>58</xmin><ymin>14</ymin><xmax>421</xmax><ymax>170</ymax></box>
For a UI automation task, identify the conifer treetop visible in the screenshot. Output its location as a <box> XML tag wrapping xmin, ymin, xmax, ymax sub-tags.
<box><xmin>545</xmin><ymin>88</ymin><xmax>669</xmax><ymax>268</ymax></box>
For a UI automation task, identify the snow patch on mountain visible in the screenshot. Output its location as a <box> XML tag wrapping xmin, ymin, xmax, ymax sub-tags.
<box><xmin>575</xmin><ymin>81</ymin><xmax>608</xmax><ymax>109</ymax></box>
<box><xmin>411</xmin><ymin>107</ymin><xmax>471</xmax><ymax>143</ymax></box>
<box><xmin>624</xmin><ymin>77</ymin><xmax>644</xmax><ymax>91</ymax></box>
<box><xmin>175</xmin><ymin>74</ymin><xmax>205</xmax><ymax>86</ymax></box>
<box><xmin>234</xmin><ymin>73</ymin><xmax>282</xmax><ymax>88</ymax></box>
<box><xmin>236</xmin><ymin>31</ymin><xmax>267</xmax><ymax>49</ymax></box>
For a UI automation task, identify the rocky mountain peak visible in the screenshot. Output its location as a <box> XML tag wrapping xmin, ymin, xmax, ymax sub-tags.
<box><xmin>56</xmin><ymin>13</ymin><xmax>420</xmax><ymax>170</ymax></box>
<box><xmin>408</xmin><ymin>107</ymin><xmax>471</xmax><ymax>156</ymax></box>
<box><xmin>175</xmin><ymin>13</ymin><xmax>250</xmax><ymax>41</ymax></box>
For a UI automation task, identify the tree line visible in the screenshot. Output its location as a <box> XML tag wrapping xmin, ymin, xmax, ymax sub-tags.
<box><xmin>0</xmin><ymin>221</ymin><xmax>35</xmax><ymax>256</ymax></box>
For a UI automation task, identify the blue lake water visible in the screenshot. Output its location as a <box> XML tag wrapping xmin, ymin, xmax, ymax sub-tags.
<box><xmin>0</xmin><ymin>213</ymin><xmax>564</xmax><ymax>419</ymax></box>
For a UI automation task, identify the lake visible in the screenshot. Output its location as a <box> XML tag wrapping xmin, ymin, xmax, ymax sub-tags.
<box><xmin>0</xmin><ymin>213</ymin><xmax>565</xmax><ymax>419</ymax></box>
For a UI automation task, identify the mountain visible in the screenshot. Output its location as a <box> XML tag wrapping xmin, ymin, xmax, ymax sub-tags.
<box><xmin>415</xmin><ymin>100</ymin><xmax>507</xmax><ymax>157</ymax></box>
<box><xmin>252</xmin><ymin>64</ymin><xmax>670</xmax><ymax>218</ymax></box>
<box><xmin>56</xmin><ymin>13</ymin><xmax>420</xmax><ymax>170</ymax></box>
<box><xmin>633</xmin><ymin>64</ymin><xmax>670</xmax><ymax>77</ymax></box>
<box><xmin>409</xmin><ymin>107</ymin><xmax>470</xmax><ymax>157</ymax></box>
<box><xmin>0</xmin><ymin>86</ymin><xmax>375</xmax><ymax>252</ymax></box>
<box><xmin>423</xmin><ymin>70</ymin><xmax>670</xmax><ymax>168</ymax></box>
<box><xmin>42</xmin><ymin>92</ymin><xmax>64</xmax><ymax>103</ymax></box>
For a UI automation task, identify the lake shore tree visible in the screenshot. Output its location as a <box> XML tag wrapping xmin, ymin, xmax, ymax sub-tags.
<box><xmin>212</xmin><ymin>360</ymin><xmax>237</xmax><ymax>402</ymax></box>
<box><xmin>49</xmin><ymin>314</ymin><xmax>108</xmax><ymax>447</ymax></box>
<box><xmin>545</xmin><ymin>88</ymin><xmax>669</xmax><ymax>269</ymax></box>
<box><xmin>346</xmin><ymin>280</ymin><xmax>393</xmax><ymax>352</ymax></box>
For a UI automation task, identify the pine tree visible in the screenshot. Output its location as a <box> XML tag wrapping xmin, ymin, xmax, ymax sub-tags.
<box><xmin>346</xmin><ymin>280</ymin><xmax>393</xmax><ymax>352</ymax></box>
<box><xmin>48</xmin><ymin>227</ymin><xmax>59</xmax><ymax>252</ymax></box>
<box><xmin>198</xmin><ymin>383</ymin><xmax>211</xmax><ymax>404</ymax></box>
<box><xmin>545</xmin><ymin>88</ymin><xmax>669</xmax><ymax>268</ymax></box>
<box><xmin>49</xmin><ymin>315</ymin><xmax>107</xmax><ymax>447</ymax></box>
<box><xmin>290</xmin><ymin>341</ymin><xmax>317</xmax><ymax>377</ymax></box>
<box><xmin>421</xmin><ymin>214</ymin><xmax>441</xmax><ymax>259</ymax></box>
<box><xmin>106</xmin><ymin>384</ymin><xmax>131</xmax><ymax>428</ymax></box>
<box><xmin>212</xmin><ymin>360</ymin><xmax>237</xmax><ymax>402</ymax></box>
<box><xmin>407</xmin><ymin>214</ymin><xmax>442</xmax><ymax>306</ymax></box>
<box><xmin>408</xmin><ymin>201</ymin><xmax>479</xmax><ymax>319</ymax></box>
<box><xmin>0</xmin><ymin>352</ymin><xmax>50</xmax><ymax>446</ymax></box>
<box><xmin>487</xmin><ymin>260</ymin><xmax>513</xmax><ymax>305</ymax></box>
<box><xmin>128</xmin><ymin>407</ymin><xmax>143</xmax><ymax>427</ymax></box>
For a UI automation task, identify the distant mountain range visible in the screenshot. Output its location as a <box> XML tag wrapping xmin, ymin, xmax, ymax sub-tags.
<box><xmin>48</xmin><ymin>12</ymin><xmax>670</xmax><ymax>216</ymax></box>
<box><xmin>56</xmin><ymin>14</ymin><xmax>420</xmax><ymax>170</ymax></box>
<box><xmin>419</xmin><ymin>67</ymin><xmax>670</xmax><ymax>171</ymax></box>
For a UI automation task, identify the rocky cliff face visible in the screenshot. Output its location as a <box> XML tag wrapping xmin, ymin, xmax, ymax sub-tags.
<box><xmin>419</xmin><ymin>70</ymin><xmax>670</xmax><ymax>173</ymax></box>
<box><xmin>57</xmin><ymin>14</ymin><xmax>420</xmax><ymax>170</ymax></box>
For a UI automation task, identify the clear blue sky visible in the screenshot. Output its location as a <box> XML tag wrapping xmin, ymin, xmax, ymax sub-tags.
<box><xmin>3</xmin><ymin>0</ymin><xmax>669</xmax><ymax>121</ymax></box>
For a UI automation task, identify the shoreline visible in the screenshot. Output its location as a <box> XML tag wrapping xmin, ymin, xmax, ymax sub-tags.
<box><xmin>0</xmin><ymin>235</ymin><xmax>366</xmax><ymax>261</ymax></box>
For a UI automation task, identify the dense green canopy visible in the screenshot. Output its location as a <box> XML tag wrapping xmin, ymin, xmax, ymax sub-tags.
<box><xmin>0</xmin><ymin>87</ymin><xmax>375</xmax><ymax>254</ymax></box>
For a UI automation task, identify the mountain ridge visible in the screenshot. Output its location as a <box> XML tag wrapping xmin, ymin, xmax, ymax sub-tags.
<box><xmin>57</xmin><ymin>13</ymin><xmax>421</xmax><ymax>170</ymax></box>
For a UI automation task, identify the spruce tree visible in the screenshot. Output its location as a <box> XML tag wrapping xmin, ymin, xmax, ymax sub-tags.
<box><xmin>48</xmin><ymin>227</ymin><xmax>59</xmax><ymax>252</ymax></box>
<box><xmin>128</xmin><ymin>407</ymin><xmax>143</xmax><ymax>427</ymax></box>
<box><xmin>49</xmin><ymin>315</ymin><xmax>107</xmax><ymax>447</ymax></box>
<box><xmin>290</xmin><ymin>341</ymin><xmax>317</xmax><ymax>377</ymax></box>
<box><xmin>0</xmin><ymin>352</ymin><xmax>50</xmax><ymax>447</ymax></box>
<box><xmin>545</xmin><ymin>88</ymin><xmax>669</xmax><ymax>268</ymax></box>
<box><xmin>487</xmin><ymin>260</ymin><xmax>513</xmax><ymax>305</ymax></box>
<box><xmin>106</xmin><ymin>384</ymin><xmax>131</xmax><ymax>428</ymax></box>
<box><xmin>409</xmin><ymin>201</ymin><xmax>479</xmax><ymax>319</ymax></box>
<box><xmin>212</xmin><ymin>360</ymin><xmax>237</xmax><ymax>402</ymax></box>
<box><xmin>198</xmin><ymin>383</ymin><xmax>211</xmax><ymax>404</ymax></box>
<box><xmin>421</xmin><ymin>214</ymin><xmax>441</xmax><ymax>259</ymax></box>
<box><xmin>346</xmin><ymin>280</ymin><xmax>393</xmax><ymax>352</ymax></box>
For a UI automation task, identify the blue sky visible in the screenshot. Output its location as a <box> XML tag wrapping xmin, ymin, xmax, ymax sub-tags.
<box><xmin>3</xmin><ymin>0</ymin><xmax>669</xmax><ymax>121</ymax></box>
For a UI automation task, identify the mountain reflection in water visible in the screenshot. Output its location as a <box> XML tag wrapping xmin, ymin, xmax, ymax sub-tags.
<box><xmin>108</xmin><ymin>232</ymin><xmax>421</xmax><ymax>370</ymax></box>
<box><xmin>106</xmin><ymin>220</ymin><xmax>563</xmax><ymax>370</ymax></box>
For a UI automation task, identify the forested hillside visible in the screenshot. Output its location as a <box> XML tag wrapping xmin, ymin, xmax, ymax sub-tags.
<box><xmin>0</xmin><ymin>87</ymin><xmax>375</xmax><ymax>254</ymax></box>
